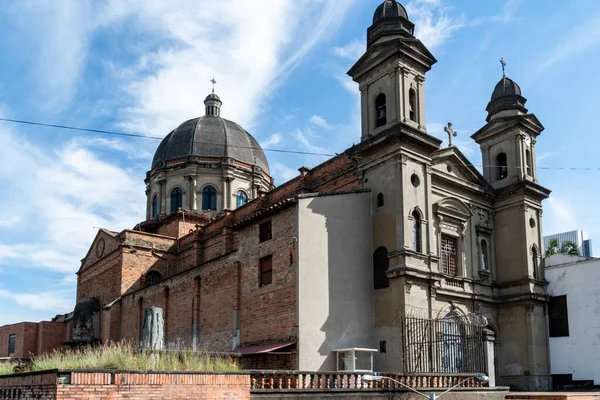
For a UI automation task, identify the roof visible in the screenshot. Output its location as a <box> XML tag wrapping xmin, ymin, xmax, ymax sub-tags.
<box><xmin>151</xmin><ymin>116</ymin><xmax>269</xmax><ymax>174</ymax></box>
<box><xmin>373</xmin><ymin>0</ymin><xmax>408</xmax><ymax>23</ymax></box>
<box><xmin>491</xmin><ymin>76</ymin><xmax>522</xmax><ymax>100</ymax></box>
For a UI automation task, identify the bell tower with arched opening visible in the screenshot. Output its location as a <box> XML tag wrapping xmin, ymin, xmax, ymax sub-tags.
<box><xmin>348</xmin><ymin>0</ymin><xmax>437</xmax><ymax>141</ymax></box>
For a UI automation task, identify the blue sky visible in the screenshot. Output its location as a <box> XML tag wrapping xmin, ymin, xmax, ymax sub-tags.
<box><xmin>1</xmin><ymin>0</ymin><xmax>600</xmax><ymax>325</ymax></box>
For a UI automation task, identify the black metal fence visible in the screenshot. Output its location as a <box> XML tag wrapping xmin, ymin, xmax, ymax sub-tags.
<box><xmin>400</xmin><ymin>315</ymin><xmax>486</xmax><ymax>374</ymax></box>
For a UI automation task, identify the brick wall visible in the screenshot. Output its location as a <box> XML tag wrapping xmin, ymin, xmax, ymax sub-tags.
<box><xmin>0</xmin><ymin>371</ymin><xmax>250</xmax><ymax>400</ymax></box>
<box><xmin>77</xmin><ymin>250</ymin><xmax>123</xmax><ymax>305</ymax></box>
<box><xmin>0</xmin><ymin>323</ymin><xmax>39</xmax><ymax>358</ymax></box>
<box><xmin>36</xmin><ymin>322</ymin><xmax>67</xmax><ymax>356</ymax></box>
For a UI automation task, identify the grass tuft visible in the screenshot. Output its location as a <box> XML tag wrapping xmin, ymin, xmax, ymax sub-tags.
<box><xmin>0</xmin><ymin>342</ymin><xmax>239</xmax><ymax>376</ymax></box>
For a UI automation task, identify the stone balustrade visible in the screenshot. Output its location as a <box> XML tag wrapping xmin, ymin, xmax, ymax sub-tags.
<box><xmin>249</xmin><ymin>371</ymin><xmax>486</xmax><ymax>391</ymax></box>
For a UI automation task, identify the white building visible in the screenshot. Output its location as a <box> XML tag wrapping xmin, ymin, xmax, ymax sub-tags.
<box><xmin>545</xmin><ymin>254</ymin><xmax>600</xmax><ymax>389</ymax></box>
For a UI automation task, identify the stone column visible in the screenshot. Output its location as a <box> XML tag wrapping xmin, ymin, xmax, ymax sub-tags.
<box><xmin>416</xmin><ymin>75</ymin><xmax>426</xmax><ymax>130</ymax></box>
<box><xmin>484</xmin><ymin>329</ymin><xmax>496</xmax><ymax>387</ymax></box>
<box><xmin>187</xmin><ymin>175</ymin><xmax>197</xmax><ymax>211</ymax></box>
<box><xmin>145</xmin><ymin>186</ymin><xmax>151</xmax><ymax>220</ymax></box>
<box><xmin>158</xmin><ymin>179</ymin><xmax>166</xmax><ymax>214</ymax></box>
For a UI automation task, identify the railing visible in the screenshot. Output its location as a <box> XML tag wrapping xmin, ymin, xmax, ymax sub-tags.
<box><xmin>444</xmin><ymin>277</ymin><xmax>465</xmax><ymax>289</ymax></box>
<box><xmin>249</xmin><ymin>372</ymin><xmax>486</xmax><ymax>391</ymax></box>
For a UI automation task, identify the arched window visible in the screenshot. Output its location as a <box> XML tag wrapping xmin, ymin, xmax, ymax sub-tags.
<box><xmin>373</xmin><ymin>247</ymin><xmax>389</xmax><ymax>290</ymax></box>
<box><xmin>145</xmin><ymin>271</ymin><xmax>162</xmax><ymax>287</ymax></box>
<box><xmin>526</xmin><ymin>149</ymin><xmax>532</xmax><ymax>176</ymax></box>
<box><xmin>532</xmin><ymin>246</ymin><xmax>538</xmax><ymax>279</ymax></box>
<box><xmin>441</xmin><ymin>311</ymin><xmax>465</xmax><ymax>373</ymax></box>
<box><xmin>480</xmin><ymin>239</ymin><xmax>489</xmax><ymax>271</ymax></box>
<box><xmin>170</xmin><ymin>187</ymin><xmax>183</xmax><ymax>212</ymax></box>
<box><xmin>202</xmin><ymin>186</ymin><xmax>217</xmax><ymax>211</ymax></box>
<box><xmin>497</xmin><ymin>152</ymin><xmax>508</xmax><ymax>180</ymax></box>
<box><xmin>409</xmin><ymin>89</ymin><xmax>417</xmax><ymax>122</ymax></box>
<box><xmin>377</xmin><ymin>193</ymin><xmax>384</xmax><ymax>208</ymax></box>
<box><xmin>375</xmin><ymin>94</ymin><xmax>387</xmax><ymax>128</ymax></box>
<box><xmin>236</xmin><ymin>191</ymin><xmax>248</xmax><ymax>208</ymax></box>
<box><xmin>152</xmin><ymin>195</ymin><xmax>159</xmax><ymax>218</ymax></box>
<box><xmin>412</xmin><ymin>210</ymin><xmax>421</xmax><ymax>253</ymax></box>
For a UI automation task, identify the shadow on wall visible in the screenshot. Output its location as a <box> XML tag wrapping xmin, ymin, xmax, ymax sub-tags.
<box><xmin>304</xmin><ymin>193</ymin><xmax>374</xmax><ymax>371</ymax></box>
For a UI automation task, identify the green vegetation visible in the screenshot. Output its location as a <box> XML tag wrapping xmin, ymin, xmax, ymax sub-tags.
<box><xmin>545</xmin><ymin>238</ymin><xmax>581</xmax><ymax>257</ymax></box>
<box><xmin>0</xmin><ymin>342</ymin><xmax>239</xmax><ymax>376</ymax></box>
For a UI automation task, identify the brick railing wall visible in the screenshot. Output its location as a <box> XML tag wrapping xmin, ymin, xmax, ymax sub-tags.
<box><xmin>0</xmin><ymin>371</ymin><xmax>250</xmax><ymax>400</ymax></box>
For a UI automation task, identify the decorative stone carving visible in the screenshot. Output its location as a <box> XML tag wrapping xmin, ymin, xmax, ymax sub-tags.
<box><xmin>405</xmin><ymin>280</ymin><xmax>413</xmax><ymax>294</ymax></box>
<box><xmin>142</xmin><ymin>307</ymin><xmax>164</xmax><ymax>350</ymax></box>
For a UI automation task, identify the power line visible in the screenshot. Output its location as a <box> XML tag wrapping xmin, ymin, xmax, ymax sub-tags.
<box><xmin>1</xmin><ymin>116</ymin><xmax>599</xmax><ymax>171</ymax></box>
<box><xmin>0</xmin><ymin>117</ymin><xmax>335</xmax><ymax>157</ymax></box>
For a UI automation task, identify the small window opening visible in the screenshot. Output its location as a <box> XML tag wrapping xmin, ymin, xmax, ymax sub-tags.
<box><xmin>259</xmin><ymin>221</ymin><xmax>272</xmax><ymax>243</ymax></box>
<box><xmin>373</xmin><ymin>247</ymin><xmax>389</xmax><ymax>289</ymax></box>
<box><xmin>202</xmin><ymin>186</ymin><xmax>217</xmax><ymax>210</ymax></box>
<box><xmin>170</xmin><ymin>187</ymin><xmax>183</xmax><ymax>212</ymax></box>
<box><xmin>409</xmin><ymin>89</ymin><xmax>417</xmax><ymax>122</ymax></box>
<box><xmin>236</xmin><ymin>191</ymin><xmax>248</xmax><ymax>208</ymax></box>
<box><xmin>497</xmin><ymin>153</ymin><xmax>508</xmax><ymax>180</ymax></box>
<box><xmin>526</xmin><ymin>149</ymin><xmax>532</xmax><ymax>176</ymax></box>
<box><xmin>375</xmin><ymin>94</ymin><xmax>387</xmax><ymax>128</ymax></box>
<box><xmin>152</xmin><ymin>194</ymin><xmax>159</xmax><ymax>218</ymax></box>
<box><xmin>8</xmin><ymin>334</ymin><xmax>15</xmax><ymax>354</ymax></box>
<box><xmin>377</xmin><ymin>193</ymin><xmax>384</xmax><ymax>208</ymax></box>
<box><xmin>259</xmin><ymin>255</ymin><xmax>273</xmax><ymax>287</ymax></box>
<box><xmin>412</xmin><ymin>210</ymin><xmax>422</xmax><ymax>253</ymax></box>
<box><xmin>549</xmin><ymin>295</ymin><xmax>569</xmax><ymax>337</ymax></box>
<box><xmin>145</xmin><ymin>271</ymin><xmax>163</xmax><ymax>287</ymax></box>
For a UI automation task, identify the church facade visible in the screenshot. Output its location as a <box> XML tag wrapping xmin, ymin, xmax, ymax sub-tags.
<box><xmin>1</xmin><ymin>0</ymin><xmax>551</xmax><ymax>391</ymax></box>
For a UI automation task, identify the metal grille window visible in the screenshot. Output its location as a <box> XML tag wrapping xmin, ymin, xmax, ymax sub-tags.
<box><xmin>441</xmin><ymin>235</ymin><xmax>458</xmax><ymax>275</ymax></box>
<box><xmin>259</xmin><ymin>221</ymin><xmax>272</xmax><ymax>243</ymax></box>
<box><xmin>145</xmin><ymin>271</ymin><xmax>162</xmax><ymax>287</ymax></box>
<box><xmin>549</xmin><ymin>295</ymin><xmax>569</xmax><ymax>337</ymax></box>
<box><xmin>259</xmin><ymin>255</ymin><xmax>273</xmax><ymax>287</ymax></box>
<box><xmin>8</xmin><ymin>334</ymin><xmax>15</xmax><ymax>354</ymax></box>
<box><xmin>412</xmin><ymin>210</ymin><xmax>422</xmax><ymax>253</ymax></box>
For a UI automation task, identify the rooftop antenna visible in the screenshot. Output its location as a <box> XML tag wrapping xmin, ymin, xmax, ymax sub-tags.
<box><xmin>500</xmin><ymin>57</ymin><xmax>507</xmax><ymax>77</ymax></box>
<box><xmin>210</xmin><ymin>76</ymin><xmax>217</xmax><ymax>94</ymax></box>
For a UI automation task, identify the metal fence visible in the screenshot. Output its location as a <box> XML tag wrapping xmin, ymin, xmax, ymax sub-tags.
<box><xmin>400</xmin><ymin>314</ymin><xmax>486</xmax><ymax>374</ymax></box>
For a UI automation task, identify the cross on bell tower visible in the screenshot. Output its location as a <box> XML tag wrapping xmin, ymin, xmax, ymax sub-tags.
<box><xmin>204</xmin><ymin>77</ymin><xmax>222</xmax><ymax>117</ymax></box>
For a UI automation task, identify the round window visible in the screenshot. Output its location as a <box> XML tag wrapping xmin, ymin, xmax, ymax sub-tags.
<box><xmin>529</xmin><ymin>217</ymin><xmax>536</xmax><ymax>229</ymax></box>
<box><xmin>411</xmin><ymin>174</ymin><xmax>420</xmax><ymax>188</ymax></box>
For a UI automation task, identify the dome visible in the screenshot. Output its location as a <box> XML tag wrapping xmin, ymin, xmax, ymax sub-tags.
<box><xmin>491</xmin><ymin>77</ymin><xmax>522</xmax><ymax>101</ymax></box>
<box><xmin>151</xmin><ymin>116</ymin><xmax>270</xmax><ymax>175</ymax></box>
<box><xmin>204</xmin><ymin>93</ymin><xmax>221</xmax><ymax>102</ymax></box>
<box><xmin>486</xmin><ymin>76</ymin><xmax>528</xmax><ymax>121</ymax></box>
<box><xmin>373</xmin><ymin>0</ymin><xmax>409</xmax><ymax>24</ymax></box>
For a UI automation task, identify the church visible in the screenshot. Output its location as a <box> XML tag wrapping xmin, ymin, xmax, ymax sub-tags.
<box><xmin>0</xmin><ymin>0</ymin><xmax>552</xmax><ymax>391</ymax></box>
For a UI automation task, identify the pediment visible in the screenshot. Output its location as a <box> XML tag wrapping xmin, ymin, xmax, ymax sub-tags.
<box><xmin>434</xmin><ymin>197</ymin><xmax>473</xmax><ymax>222</ymax></box>
<box><xmin>431</xmin><ymin>147</ymin><xmax>491</xmax><ymax>190</ymax></box>
<box><xmin>78</xmin><ymin>229</ymin><xmax>121</xmax><ymax>273</ymax></box>
<box><xmin>471</xmin><ymin>113</ymin><xmax>544</xmax><ymax>142</ymax></box>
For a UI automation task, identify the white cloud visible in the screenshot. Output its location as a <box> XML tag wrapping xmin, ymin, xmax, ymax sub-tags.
<box><xmin>544</xmin><ymin>197</ymin><xmax>577</xmax><ymax>236</ymax></box>
<box><xmin>260</xmin><ymin>133</ymin><xmax>282</xmax><ymax>149</ymax></box>
<box><xmin>0</xmin><ymin>128</ymin><xmax>145</xmax><ymax>274</ymax></box>
<box><xmin>406</xmin><ymin>0</ymin><xmax>466</xmax><ymax>50</ymax></box>
<box><xmin>537</xmin><ymin>14</ymin><xmax>600</xmax><ymax>71</ymax></box>
<box><xmin>101</xmin><ymin>0</ymin><xmax>355</xmax><ymax>137</ymax></box>
<box><xmin>270</xmin><ymin>162</ymin><xmax>299</xmax><ymax>185</ymax></box>
<box><xmin>333</xmin><ymin>40</ymin><xmax>365</xmax><ymax>60</ymax></box>
<box><xmin>309</xmin><ymin>115</ymin><xmax>335</xmax><ymax>130</ymax></box>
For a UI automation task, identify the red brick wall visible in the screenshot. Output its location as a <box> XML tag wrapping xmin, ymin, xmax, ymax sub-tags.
<box><xmin>76</xmin><ymin>250</ymin><xmax>122</xmax><ymax>306</ymax></box>
<box><xmin>0</xmin><ymin>372</ymin><xmax>250</xmax><ymax>400</ymax></box>
<box><xmin>36</xmin><ymin>322</ymin><xmax>67</xmax><ymax>355</ymax></box>
<box><xmin>0</xmin><ymin>323</ymin><xmax>39</xmax><ymax>358</ymax></box>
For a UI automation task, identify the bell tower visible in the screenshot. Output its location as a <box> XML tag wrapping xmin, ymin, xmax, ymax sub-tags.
<box><xmin>348</xmin><ymin>0</ymin><xmax>437</xmax><ymax>141</ymax></box>
<box><xmin>472</xmin><ymin>65</ymin><xmax>552</xmax><ymax>390</ymax></box>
